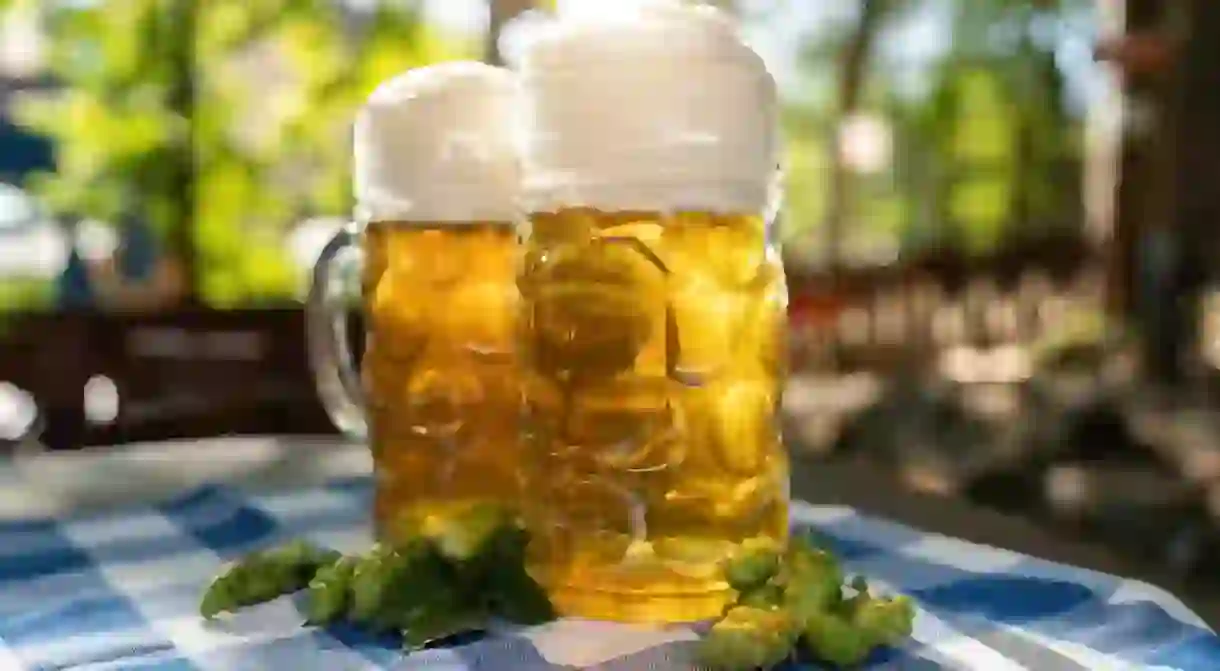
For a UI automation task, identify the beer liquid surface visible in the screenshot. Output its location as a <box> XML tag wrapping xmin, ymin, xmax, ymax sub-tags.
<box><xmin>362</xmin><ymin>222</ymin><xmax>521</xmax><ymax>540</ymax></box>
<box><xmin>519</xmin><ymin>208</ymin><xmax>789</xmax><ymax>622</ymax></box>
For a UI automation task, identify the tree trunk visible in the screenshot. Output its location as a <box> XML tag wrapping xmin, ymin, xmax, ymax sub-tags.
<box><xmin>1107</xmin><ymin>0</ymin><xmax>1170</xmax><ymax>376</ymax></box>
<box><xmin>1125</xmin><ymin>0</ymin><xmax>1191</xmax><ymax>384</ymax></box>
<box><xmin>165</xmin><ymin>0</ymin><xmax>198</xmax><ymax>306</ymax></box>
<box><xmin>1167</xmin><ymin>0</ymin><xmax>1220</xmax><ymax>381</ymax></box>
<box><xmin>824</xmin><ymin>0</ymin><xmax>887</xmax><ymax>272</ymax></box>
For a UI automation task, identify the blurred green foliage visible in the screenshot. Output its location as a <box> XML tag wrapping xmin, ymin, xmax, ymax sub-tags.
<box><xmin>0</xmin><ymin>277</ymin><xmax>54</xmax><ymax>316</ymax></box>
<box><xmin>4</xmin><ymin>0</ymin><xmax>1098</xmax><ymax>299</ymax></box>
<box><xmin>780</xmin><ymin>0</ymin><xmax>1088</xmax><ymax>263</ymax></box>
<box><xmin>11</xmin><ymin>0</ymin><xmax>476</xmax><ymax>307</ymax></box>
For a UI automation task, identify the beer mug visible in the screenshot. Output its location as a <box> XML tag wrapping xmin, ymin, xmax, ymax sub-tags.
<box><xmin>517</xmin><ymin>4</ymin><xmax>788</xmax><ymax>622</ymax></box>
<box><xmin>307</xmin><ymin>62</ymin><xmax>523</xmax><ymax>541</ymax></box>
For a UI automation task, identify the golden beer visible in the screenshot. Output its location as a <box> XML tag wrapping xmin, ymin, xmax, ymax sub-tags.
<box><xmin>361</xmin><ymin>222</ymin><xmax>520</xmax><ymax>541</ymax></box>
<box><xmin>516</xmin><ymin>2</ymin><xmax>787</xmax><ymax>622</ymax></box>
<box><xmin>519</xmin><ymin>208</ymin><xmax>788</xmax><ymax>622</ymax></box>
<box><xmin>306</xmin><ymin>61</ymin><xmax>524</xmax><ymax>540</ymax></box>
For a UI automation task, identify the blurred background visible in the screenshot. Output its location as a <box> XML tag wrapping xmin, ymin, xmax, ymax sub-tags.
<box><xmin>5</xmin><ymin>0</ymin><xmax>1220</xmax><ymax>595</ymax></box>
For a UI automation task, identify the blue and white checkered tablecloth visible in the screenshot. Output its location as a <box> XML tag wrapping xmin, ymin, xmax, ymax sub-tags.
<box><xmin>1</xmin><ymin>476</ymin><xmax>1218</xmax><ymax>671</ymax></box>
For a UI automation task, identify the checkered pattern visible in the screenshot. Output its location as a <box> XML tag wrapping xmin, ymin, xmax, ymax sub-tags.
<box><xmin>0</xmin><ymin>478</ymin><xmax>1216</xmax><ymax>670</ymax></box>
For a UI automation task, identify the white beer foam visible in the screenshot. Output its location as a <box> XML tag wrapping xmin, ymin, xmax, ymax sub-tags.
<box><xmin>353</xmin><ymin>61</ymin><xmax>520</xmax><ymax>224</ymax></box>
<box><xmin>518</xmin><ymin>1</ymin><xmax>780</xmax><ymax>214</ymax></box>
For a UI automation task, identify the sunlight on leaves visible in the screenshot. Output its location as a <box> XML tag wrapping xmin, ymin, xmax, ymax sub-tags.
<box><xmin>949</xmin><ymin>176</ymin><xmax>1011</xmax><ymax>254</ymax></box>
<box><xmin>948</xmin><ymin>69</ymin><xmax>1016</xmax><ymax>166</ymax></box>
<box><xmin>14</xmin><ymin>0</ymin><xmax>475</xmax><ymax>307</ymax></box>
<box><xmin>781</xmin><ymin>129</ymin><xmax>828</xmax><ymax>245</ymax></box>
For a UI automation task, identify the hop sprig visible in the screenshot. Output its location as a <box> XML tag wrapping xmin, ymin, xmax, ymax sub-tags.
<box><xmin>200</xmin><ymin>540</ymin><xmax>340</xmax><ymax>619</ymax></box>
<box><xmin>696</xmin><ymin>534</ymin><xmax>917</xmax><ymax>670</ymax></box>
<box><xmin>199</xmin><ymin>503</ymin><xmax>557</xmax><ymax>653</ymax></box>
<box><xmin>803</xmin><ymin>587</ymin><xmax>915</xmax><ymax>667</ymax></box>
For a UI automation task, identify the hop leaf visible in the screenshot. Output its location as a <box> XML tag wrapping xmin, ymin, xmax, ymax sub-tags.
<box><xmin>377</xmin><ymin>555</ymin><xmax>462</xmax><ymax>633</ymax></box>
<box><xmin>198</xmin><ymin>505</ymin><xmax>565</xmax><ymax>652</ymax></box>
<box><xmin>484</xmin><ymin>560</ymin><xmax>555</xmax><ymax>625</ymax></box>
<box><xmin>420</xmin><ymin>504</ymin><xmax>555</xmax><ymax>626</ymax></box>
<box><xmin>353</xmin><ymin>541</ymin><xmax>455</xmax><ymax>632</ymax></box>
<box><xmin>399</xmin><ymin>603</ymin><xmax>489</xmax><ymax>652</ymax></box>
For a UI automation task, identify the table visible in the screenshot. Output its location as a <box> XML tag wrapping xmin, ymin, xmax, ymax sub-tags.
<box><xmin>1</xmin><ymin>437</ymin><xmax>1218</xmax><ymax>669</ymax></box>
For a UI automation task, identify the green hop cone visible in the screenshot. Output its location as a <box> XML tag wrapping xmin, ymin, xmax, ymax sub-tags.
<box><xmin>737</xmin><ymin>581</ymin><xmax>786</xmax><ymax>611</ymax></box>
<box><xmin>784</xmin><ymin>542</ymin><xmax>844</xmax><ymax>621</ymax></box>
<box><xmin>199</xmin><ymin>541</ymin><xmax>340</xmax><ymax>619</ymax></box>
<box><xmin>803</xmin><ymin>610</ymin><xmax>875</xmax><ymax>668</ymax></box>
<box><xmin>696</xmin><ymin>606</ymin><xmax>798</xmax><ymax>671</ymax></box>
<box><xmin>275</xmin><ymin>539</ymin><xmax>342</xmax><ymax>568</ymax></box>
<box><xmin>199</xmin><ymin>579</ymin><xmax>234</xmax><ymax>619</ymax></box>
<box><xmin>853</xmin><ymin>595</ymin><xmax>916</xmax><ymax>648</ymax></box>
<box><xmin>305</xmin><ymin>556</ymin><xmax>359</xmax><ymax>625</ymax></box>
<box><xmin>348</xmin><ymin>543</ymin><xmax>409</xmax><ymax>625</ymax></box>
<box><xmin>377</xmin><ymin>542</ymin><xmax>487</xmax><ymax>650</ymax></box>
<box><xmin>723</xmin><ymin>538</ymin><xmax>782</xmax><ymax>592</ymax></box>
<box><xmin>836</xmin><ymin>576</ymin><xmax>871</xmax><ymax>618</ymax></box>
<box><xmin>203</xmin><ymin>554</ymin><xmax>275</xmax><ymax>617</ymax></box>
<box><xmin>372</xmin><ymin>541</ymin><xmax>463</xmax><ymax>633</ymax></box>
<box><xmin>786</xmin><ymin>536</ymin><xmax>841</xmax><ymax>578</ymax></box>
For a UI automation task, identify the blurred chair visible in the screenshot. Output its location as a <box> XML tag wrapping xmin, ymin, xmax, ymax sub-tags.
<box><xmin>0</xmin><ymin>312</ymin><xmax>93</xmax><ymax>451</ymax></box>
<box><xmin>0</xmin><ymin>307</ymin><xmax>344</xmax><ymax>450</ymax></box>
<box><xmin>84</xmin><ymin>307</ymin><xmax>341</xmax><ymax>447</ymax></box>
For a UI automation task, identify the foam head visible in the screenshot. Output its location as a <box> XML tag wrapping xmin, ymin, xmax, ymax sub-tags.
<box><xmin>353</xmin><ymin>61</ymin><xmax>520</xmax><ymax>224</ymax></box>
<box><xmin>517</xmin><ymin>1</ymin><xmax>779</xmax><ymax>214</ymax></box>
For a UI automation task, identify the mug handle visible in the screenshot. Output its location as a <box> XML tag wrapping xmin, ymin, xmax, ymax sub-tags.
<box><xmin>306</xmin><ymin>223</ymin><xmax>368</xmax><ymax>441</ymax></box>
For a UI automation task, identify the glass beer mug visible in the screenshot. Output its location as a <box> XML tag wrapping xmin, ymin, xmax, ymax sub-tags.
<box><xmin>307</xmin><ymin>62</ymin><xmax>523</xmax><ymax>541</ymax></box>
<box><xmin>516</xmin><ymin>4</ymin><xmax>789</xmax><ymax>622</ymax></box>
